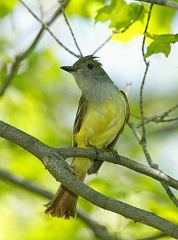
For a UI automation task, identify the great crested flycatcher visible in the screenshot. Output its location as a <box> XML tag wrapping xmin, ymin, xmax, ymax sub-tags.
<box><xmin>45</xmin><ymin>55</ymin><xmax>130</xmax><ymax>218</ymax></box>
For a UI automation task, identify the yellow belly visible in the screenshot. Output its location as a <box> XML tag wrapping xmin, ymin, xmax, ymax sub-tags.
<box><xmin>75</xmin><ymin>93</ymin><xmax>126</xmax><ymax>149</ymax></box>
<box><xmin>72</xmin><ymin>92</ymin><xmax>127</xmax><ymax>178</ymax></box>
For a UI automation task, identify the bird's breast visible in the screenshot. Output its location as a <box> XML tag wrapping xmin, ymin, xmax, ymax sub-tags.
<box><xmin>75</xmin><ymin>92</ymin><xmax>127</xmax><ymax>148</ymax></box>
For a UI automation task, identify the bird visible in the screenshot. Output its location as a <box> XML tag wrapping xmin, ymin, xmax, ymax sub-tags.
<box><xmin>45</xmin><ymin>55</ymin><xmax>130</xmax><ymax>218</ymax></box>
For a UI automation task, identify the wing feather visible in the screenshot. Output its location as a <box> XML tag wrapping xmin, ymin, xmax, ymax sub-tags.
<box><xmin>73</xmin><ymin>95</ymin><xmax>87</xmax><ymax>147</ymax></box>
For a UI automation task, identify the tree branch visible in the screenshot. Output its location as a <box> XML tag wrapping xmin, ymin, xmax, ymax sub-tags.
<box><xmin>135</xmin><ymin>0</ymin><xmax>178</xmax><ymax>10</ymax></box>
<box><xmin>0</xmin><ymin>168</ymin><xmax>117</xmax><ymax>240</ymax></box>
<box><xmin>0</xmin><ymin>120</ymin><xmax>178</xmax><ymax>190</ymax></box>
<box><xmin>58</xmin><ymin>147</ymin><xmax>178</xmax><ymax>191</ymax></box>
<box><xmin>24</xmin><ymin>152</ymin><xmax>178</xmax><ymax>238</ymax></box>
<box><xmin>0</xmin><ymin>169</ymin><xmax>166</xmax><ymax>240</ymax></box>
<box><xmin>0</xmin><ymin>120</ymin><xmax>178</xmax><ymax>237</ymax></box>
<box><xmin>135</xmin><ymin>104</ymin><xmax>178</xmax><ymax>128</ymax></box>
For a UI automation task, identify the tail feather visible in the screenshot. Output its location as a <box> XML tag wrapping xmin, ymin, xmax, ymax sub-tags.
<box><xmin>45</xmin><ymin>157</ymin><xmax>91</xmax><ymax>218</ymax></box>
<box><xmin>45</xmin><ymin>186</ymin><xmax>77</xmax><ymax>218</ymax></box>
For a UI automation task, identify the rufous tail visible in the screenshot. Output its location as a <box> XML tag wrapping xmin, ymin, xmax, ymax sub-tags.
<box><xmin>45</xmin><ymin>185</ymin><xmax>78</xmax><ymax>218</ymax></box>
<box><xmin>45</xmin><ymin>157</ymin><xmax>91</xmax><ymax>218</ymax></box>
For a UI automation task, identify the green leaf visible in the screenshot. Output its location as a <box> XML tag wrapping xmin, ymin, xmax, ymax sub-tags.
<box><xmin>145</xmin><ymin>33</ymin><xmax>178</xmax><ymax>58</ymax></box>
<box><xmin>95</xmin><ymin>0</ymin><xmax>145</xmax><ymax>31</ymax></box>
<box><xmin>151</xmin><ymin>33</ymin><xmax>178</xmax><ymax>43</ymax></box>
<box><xmin>95</xmin><ymin>0</ymin><xmax>117</xmax><ymax>22</ymax></box>
<box><xmin>0</xmin><ymin>0</ymin><xmax>17</xmax><ymax>18</ymax></box>
<box><xmin>149</xmin><ymin>5</ymin><xmax>176</xmax><ymax>34</ymax></box>
<box><xmin>145</xmin><ymin>41</ymin><xmax>171</xmax><ymax>58</ymax></box>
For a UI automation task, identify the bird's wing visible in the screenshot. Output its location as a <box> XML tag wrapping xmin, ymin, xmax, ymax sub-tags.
<box><xmin>73</xmin><ymin>95</ymin><xmax>87</xmax><ymax>147</ymax></box>
<box><xmin>88</xmin><ymin>90</ymin><xmax>130</xmax><ymax>174</ymax></box>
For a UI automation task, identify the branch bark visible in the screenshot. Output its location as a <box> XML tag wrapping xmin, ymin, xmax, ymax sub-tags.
<box><xmin>0</xmin><ymin>169</ymin><xmax>117</xmax><ymax>240</ymax></box>
<box><xmin>135</xmin><ymin>0</ymin><xmax>178</xmax><ymax>9</ymax></box>
<box><xmin>0</xmin><ymin>120</ymin><xmax>178</xmax><ymax>190</ymax></box>
<box><xmin>0</xmin><ymin>120</ymin><xmax>178</xmax><ymax>237</ymax></box>
<box><xmin>0</xmin><ymin>169</ymin><xmax>166</xmax><ymax>240</ymax></box>
<box><xmin>135</xmin><ymin>104</ymin><xmax>178</xmax><ymax>128</ymax></box>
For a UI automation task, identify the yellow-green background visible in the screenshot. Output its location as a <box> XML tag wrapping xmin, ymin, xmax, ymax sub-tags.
<box><xmin>0</xmin><ymin>0</ymin><xmax>178</xmax><ymax>239</ymax></box>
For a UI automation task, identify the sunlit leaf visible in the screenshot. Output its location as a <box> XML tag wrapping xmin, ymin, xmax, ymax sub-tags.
<box><xmin>149</xmin><ymin>5</ymin><xmax>176</xmax><ymax>34</ymax></box>
<box><xmin>145</xmin><ymin>41</ymin><xmax>171</xmax><ymax>58</ymax></box>
<box><xmin>95</xmin><ymin>0</ymin><xmax>145</xmax><ymax>31</ymax></box>
<box><xmin>145</xmin><ymin>33</ymin><xmax>178</xmax><ymax>58</ymax></box>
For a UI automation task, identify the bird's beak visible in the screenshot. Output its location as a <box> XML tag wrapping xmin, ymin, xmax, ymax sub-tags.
<box><xmin>60</xmin><ymin>66</ymin><xmax>78</xmax><ymax>73</ymax></box>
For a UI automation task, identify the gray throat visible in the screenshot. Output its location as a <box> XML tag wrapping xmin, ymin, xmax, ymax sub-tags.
<box><xmin>76</xmin><ymin>76</ymin><xmax>119</xmax><ymax>103</ymax></box>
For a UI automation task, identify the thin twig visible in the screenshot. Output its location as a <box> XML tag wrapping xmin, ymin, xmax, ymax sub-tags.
<box><xmin>92</xmin><ymin>34</ymin><xmax>113</xmax><ymax>55</ymax></box>
<box><xmin>0</xmin><ymin>56</ymin><xmax>20</xmax><ymax>98</ymax></box>
<box><xmin>128</xmin><ymin>122</ymin><xmax>141</xmax><ymax>142</ymax></box>
<box><xmin>162</xmin><ymin>184</ymin><xmax>178</xmax><ymax>208</ymax></box>
<box><xmin>136</xmin><ymin>104</ymin><xmax>178</xmax><ymax>128</ymax></box>
<box><xmin>59</xmin><ymin>0</ymin><xmax>83</xmax><ymax>57</ymax></box>
<box><xmin>0</xmin><ymin>0</ymin><xmax>70</xmax><ymax>98</ymax></box>
<box><xmin>158</xmin><ymin>117</ymin><xmax>178</xmax><ymax>122</ymax></box>
<box><xmin>156</xmin><ymin>104</ymin><xmax>178</xmax><ymax>117</ymax></box>
<box><xmin>19</xmin><ymin>0</ymin><xmax>80</xmax><ymax>58</ymax></box>
<box><xmin>38</xmin><ymin>0</ymin><xmax>45</xmax><ymax>21</ymax></box>
<box><xmin>128</xmin><ymin>123</ymin><xmax>178</xmax><ymax>208</ymax></box>
<box><xmin>139</xmin><ymin>62</ymin><xmax>149</xmax><ymax>139</ymax></box>
<box><xmin>139</xmin><ymin>3</ymin><xmax>178</xmax><ymax>208</ymax></box>
<box><xmin>135</xmin><ymin>0</ymin><xmax>178</xmax><ymax>9</ymax></box>
<box><xmin>142</xmin><ymin>4</ymin><xmax>153</xmax><ymax>65</ymax></box>
<box><xmin>139</xmin><ymin>3</ymin><xmax>154</xmax><ymax>165</ymax></box>
<box><xmin>93</xmin><ymin>5</ymin><xmax>144</xmax><ymax>55</ymax></box>
<box><xmin>139</xmin><ymin>62</ymin><xmax>153</xmax><ymax>166</ymax></box>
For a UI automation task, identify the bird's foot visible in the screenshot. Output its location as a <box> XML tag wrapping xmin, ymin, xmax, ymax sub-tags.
<box><xmin>86</xmin><ymin>143</ymin><xmax>103</xmax><ymax>159</ymax></box>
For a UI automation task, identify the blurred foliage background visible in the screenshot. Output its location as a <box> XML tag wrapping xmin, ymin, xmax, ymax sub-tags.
<box><xmin>0</xmin><ymin>0</ymin><xmax>178</xmax><ymax>239</ymax></box>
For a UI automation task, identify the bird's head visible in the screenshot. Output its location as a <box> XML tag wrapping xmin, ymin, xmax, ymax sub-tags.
<box><xmin>61</xmin><ymin>55</ymin><xmax>111</xmax><ymax>94</ymax></box>
<box><xmin>61</xmin><ymin>55</ymin><xmax>107</xmax><ymax>79</ymax></box>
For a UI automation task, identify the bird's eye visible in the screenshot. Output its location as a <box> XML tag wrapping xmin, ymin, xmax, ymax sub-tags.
<box><xmin>87</xmin><ymin>63</ymin><xmax>94</xmax><ymax>69</ymax></box>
